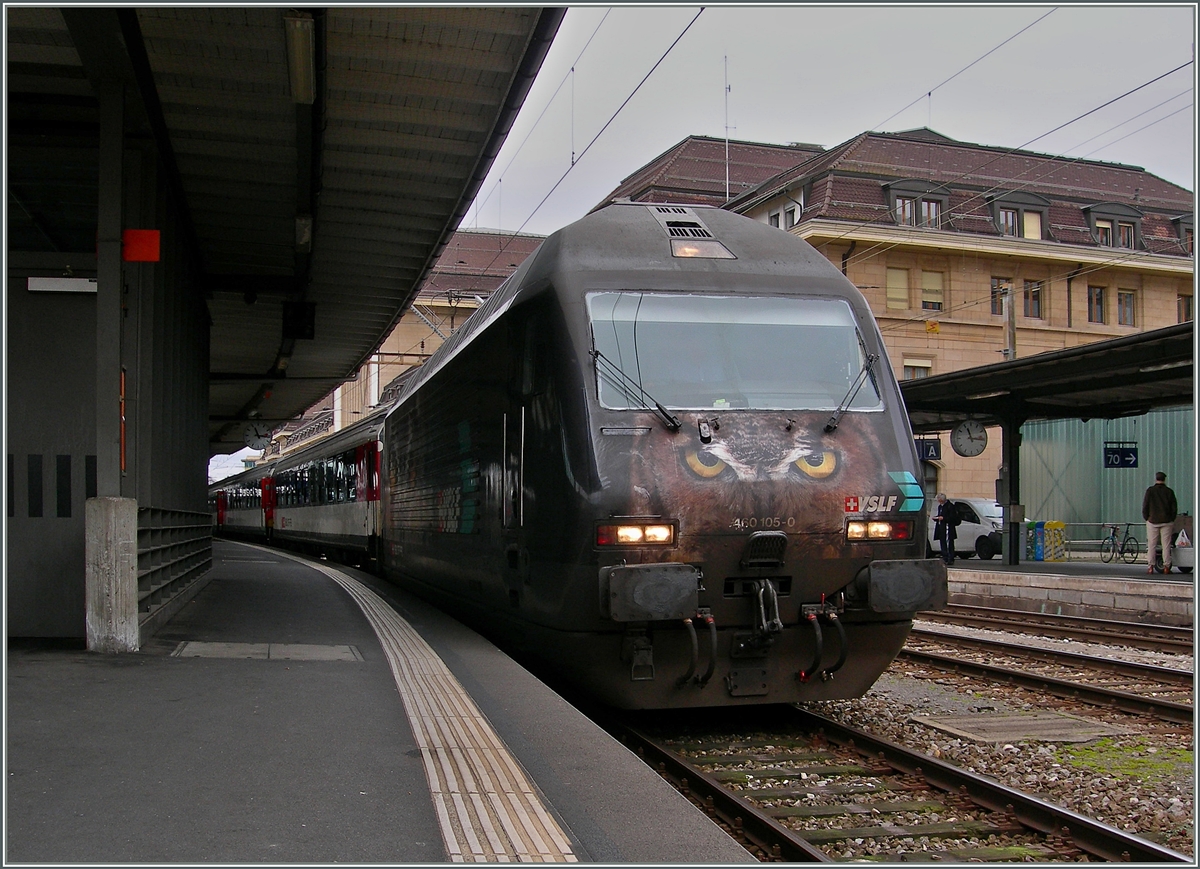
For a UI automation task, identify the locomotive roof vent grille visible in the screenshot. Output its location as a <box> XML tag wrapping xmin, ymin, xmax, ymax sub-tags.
<box><xmin>647</xmin><ymin>205</ymin><xmax>735</xmax><ymax>258</ymax></box>
<box><xmin>665</xmin><ymin>221</ymin><xmax>713</xmax><ymax>239</ymax></box>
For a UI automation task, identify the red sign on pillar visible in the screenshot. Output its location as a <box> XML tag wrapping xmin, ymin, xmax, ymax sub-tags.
<box><xmin>122</xmin><ymin>229</ymin><xmax>161</xmax><ymax>262</ymax></box>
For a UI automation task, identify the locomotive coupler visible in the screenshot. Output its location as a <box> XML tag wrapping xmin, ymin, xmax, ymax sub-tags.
<box><xmin>730</xmin><ymin>579</ymin><xmax>783</xmax><ymax>659</ymax></box>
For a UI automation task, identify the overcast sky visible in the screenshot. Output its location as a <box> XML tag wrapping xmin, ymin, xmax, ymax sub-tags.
<box><xmin>462</xmin><ymin>4</ymin><xmax>1197</xmax><ymax>238</ymax></box>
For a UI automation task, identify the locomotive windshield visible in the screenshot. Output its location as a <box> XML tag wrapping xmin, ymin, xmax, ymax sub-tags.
<box><xmin>588</xmin><ymin>292</ymin><xmax>883</xmax><ymax>412</ymax></box>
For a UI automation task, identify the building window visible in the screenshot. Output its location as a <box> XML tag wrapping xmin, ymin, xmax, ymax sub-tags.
<box><xmin>768</xmin><ymin>213</ymin><xmax>780</xmax><ymax>228</ymax></box>
<box><xmin>1117</xmin><ymin>290</ymin><xmax>1135</xmax><ymax>326</ymax></box>
<box><xmin>903</xmin><ymin>359</ymin><xmax>932</xmax><ymax>380</ymax></box>
<box><xmin>1179</xmin><ymin>294</ymin><xmax>1194</xmax><ymax>323</ymax></box>
<box><xmin>999</xmin><ymin>208</ymin><xmax>1018</xmax><ymax>236</ymax></box>
<box><xmin>1118</xmin><ymin>222</ymin><xmax>1135</xmax><ymax>249</ymax></box>
<box><xmin>920</xmin><ymin>271</ymin><xmax>944</xmax><ymax>311</ymax></box>
<box><xmin>920</xmin><ymin>199</ymin><xmax>941</xmax><ymax>228</ymax></box>
<box><xmin>1023</xmin><ymin>280</ymin><xmax>1043</xmax><ymax>319</ymax></box>
<box><xmin>991</xmin><ymin>277</ymin><xmax>1011</xmax><ymax>315</ymax></box>
<box><xmin>1087</xmin><ymin>286</ymin><xmax>1106</xmax><ymax>324</ymax></box>
<box><xmin>896</xmin><ymin>197</ymin><xmax>915</xmax><ymax>226</ymax></box>
<box><xmin>886</xmin><ymin>267</ymin><xmax>909</xmax><ymax>310</ymax></box>
<box><xmin>1022</xmin><ymin>211</ymin><xmax>1043</xmax><ymax>240</ymax></box>
<box><xmin>784</xmin><ymin>207</ymin><xmax>797</xmax><ymax>229</ymax></box>
<box><xmin>1087</xmin><ymin>204</ymin><xmax>1143</xmax><ymax>249</ymax></box>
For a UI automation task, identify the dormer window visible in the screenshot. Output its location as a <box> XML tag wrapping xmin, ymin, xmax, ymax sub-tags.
<box><xmin>1172</xmin><ymin>214</ymin><xmax>1193</xmax><ymax>253</ymax></box>
<box><xmin>1084</xmin><ymin>202</ymin><xmax>1143</xmax><ymax>249</ymax></box>
<box><xmin>988</xmin><ymin>192</ymin><xmax>1049</xmax><ymax>240</ymax></box>
<box><xmin>885</xmin><ymin>180</ymin><xmax>948</xmax><ymax>229</ymax></box>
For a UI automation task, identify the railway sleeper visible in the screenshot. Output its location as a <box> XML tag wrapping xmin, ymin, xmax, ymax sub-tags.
<box><xmin>763</xmin><ymin>799</ymin><xmax>947</xmax><ymax>818</ymax></box>
<box><xmin>711</xmin><ymin>763</ymin><xmax>877</xmax><ymax>782</ymax></box>
<box><xmin>797</xmin><ymin>818</ymin><xmax>1028</xmax><ymax>844</ymax></box>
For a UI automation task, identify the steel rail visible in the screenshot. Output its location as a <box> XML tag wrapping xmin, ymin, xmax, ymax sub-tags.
<box><xmin>920</xmin><ymin>605</ymin><xmax>1194</xmax><ymax>653</ymax></box>
<box><xmin>899</xmin><ymin>648</ymin><xmax>1194</xmax><ymax>724</ymax></box>
<box><xmin>790</xmin><ymin>707</ymin><xmax>1192</xmax><ymax>863</ymax></box>
<box><xmin>910</xmin><ymin>626</ymin><xmax>1195</xmax><ymax>685</ymax></box>
<box><xmin>611</xmin><ymin>722</ymin><xmax>831</xmax><ymax>862</ymax></box>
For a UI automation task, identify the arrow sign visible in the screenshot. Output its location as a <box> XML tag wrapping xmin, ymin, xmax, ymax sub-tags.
<box><xmin>1103</xmin><ymin>446</ymin><xmax>1138</xmax><ymax>468</ymax></box>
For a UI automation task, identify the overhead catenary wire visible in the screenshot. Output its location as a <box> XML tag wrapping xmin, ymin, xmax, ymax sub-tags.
<box><xmin>794</xmin><ymin>58</ymin><xmax>1196</xmax><ymax>279</ymax></box>
<box><xmin>454</xmin><ymin>7</ymin><xmax>707</xmax><ymax>299</ymax></box>
<box><xmin>869</xmin><ymin>7</ymin><xmax>1059</xmax><ymax>133</ymax></box>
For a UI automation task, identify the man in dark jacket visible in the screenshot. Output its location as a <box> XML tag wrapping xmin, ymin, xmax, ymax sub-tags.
<box><xmin>933</xmin><ymin>493</ymin><xmax>958</xmax><ymax>565</ymax></box>
<box><xmin>1142</xmin><ymin>471</ymin><xmax>1178</xmax><ymax>573</ymax></box>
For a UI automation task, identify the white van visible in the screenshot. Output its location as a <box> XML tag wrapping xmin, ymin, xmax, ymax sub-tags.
<box><xmin>927</xmin><ymin>497</ymin><xmax>1005</xmax><ymax>560</ymax></box>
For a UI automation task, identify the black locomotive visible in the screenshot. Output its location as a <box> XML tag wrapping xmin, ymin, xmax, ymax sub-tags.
<box><xmin>375</xmin><ymin>203</ymin><xmax>944</xmax><ymax>708</ymax></box>
<box><xmin>215</xmin><ymin>204</ymin><xmax>945</xmax><ymax>708</ymax></box>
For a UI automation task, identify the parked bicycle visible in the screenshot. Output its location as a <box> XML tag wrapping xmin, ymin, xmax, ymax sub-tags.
<box><xmin>1100</xmin><ymin>522</ymin><xmax>1141</xmax><ymax>564</ymax></box>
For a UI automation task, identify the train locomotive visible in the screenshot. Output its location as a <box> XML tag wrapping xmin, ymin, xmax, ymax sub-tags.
<box><xmin>214</xmin><ymin>203</ymin><xmax>946</xmax><ymax>710</ymax></box>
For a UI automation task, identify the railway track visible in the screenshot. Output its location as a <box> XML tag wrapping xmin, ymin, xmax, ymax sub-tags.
<box><xmin>605</xmin><ymin>706</ymin><xmax>1189</xmax><ymax>862</ymax></box>
<box><xmin>919</xmin><ymin>604</ymin><xmax>1194</xmax><ymax>654</ymax></box>
<box><xmin>903</xmin><ymin>628</ymin><xmax>1194</xmax><ymax>724</ymax></box>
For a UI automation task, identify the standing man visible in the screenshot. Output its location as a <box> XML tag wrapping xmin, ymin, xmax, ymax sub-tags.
<box><xmin>933</xmin><ymin>493</ymin><xmax>957</xmax><ymax>565</ymax></box>
<box><xmin>1142</xmin><ymin>471</ymin><xmax>1178</xmax><ymax>574</ymax></box>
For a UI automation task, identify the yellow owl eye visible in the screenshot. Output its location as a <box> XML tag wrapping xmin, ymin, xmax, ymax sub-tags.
<box><xmin>795</xmin><ymin>451</ymin><xmax>837</xmax><ymax>479</ymax></box>
<box><xmin>685</xmin><ymin>450</ymin><xmax>727</xmax><ymax>479</ymax></box>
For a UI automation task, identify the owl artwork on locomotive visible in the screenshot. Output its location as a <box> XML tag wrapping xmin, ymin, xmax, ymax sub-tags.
<box><xmin>380</xmin><ymin>203</ymin><xmax>946</xmax><ymax>711</ymax></box>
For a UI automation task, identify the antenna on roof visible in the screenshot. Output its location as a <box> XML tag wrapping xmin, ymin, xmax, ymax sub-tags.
<box><xmin>724</xmin><ymin>55</ymin><xmax>731</xmax><ymax>203</ymax></box>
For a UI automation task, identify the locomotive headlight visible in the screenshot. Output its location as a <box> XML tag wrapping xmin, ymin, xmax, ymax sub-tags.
<box><xmin>596</xmin><ymin>523</ymin><xmax>675</xmax><ymax>546</ymax></box>
<box><xmin>846</xmin><ymin>520</ymin><xmax>913</xmax><ymax>541</ymax></box>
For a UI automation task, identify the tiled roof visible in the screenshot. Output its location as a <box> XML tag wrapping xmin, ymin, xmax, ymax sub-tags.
<box><xmin>416</xmin><ymin>229</ymin><xmax>544</xmax><ymax>301</ymax></box>
<box><xmin>736</xmin><ymin>128</ymin><xmax>1192</xmax><ymax>214</ymax></box>
<box><xmin>593</xmin><ymin>135</ymin><xmax>823</xmax><ymax>210</ymax></box>
<box><xmin>728</xmin><ymin>128</ymin><xmax>1192</xmax><ymax>257</ymax></box>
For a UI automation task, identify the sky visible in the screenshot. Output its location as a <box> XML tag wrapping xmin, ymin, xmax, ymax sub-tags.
<box><xmin>462</xmin><ymin>4</ymin><xmax>1197</xmax><ymax>238</ymax></box>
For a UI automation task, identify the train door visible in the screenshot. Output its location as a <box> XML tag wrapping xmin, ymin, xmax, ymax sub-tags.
<box><xmin>260</xmin><ymin>476</ymin><xmax>276</xmax><ymax>540</ymax></box>
<box><xmin>215</xmin><ymin>491</ymin><xmax>227</xmax><ymax>527</ymax></box>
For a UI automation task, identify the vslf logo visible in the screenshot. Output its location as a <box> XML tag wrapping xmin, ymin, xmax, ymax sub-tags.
<box><xmin>845</xmin><ymin>495</ymin><xmax>898</xmax><ymax>513</ymax></box>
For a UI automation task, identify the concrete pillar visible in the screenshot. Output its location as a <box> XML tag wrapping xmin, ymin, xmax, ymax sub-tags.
<box><xmin>85</xmin><ymin>497</ymin><xmax>139</xmax><ymax>652</ymax></box>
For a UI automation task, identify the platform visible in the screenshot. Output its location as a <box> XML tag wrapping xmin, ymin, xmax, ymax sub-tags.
<box><xmin>6</xmin><ymin>539</ymin><xmax>755</xmax><ymax>864</ymax></box>
<box><xmin>948</xmin><ymin>561</ymin><xmax>1195</xmax><ymax>626</ymax></box>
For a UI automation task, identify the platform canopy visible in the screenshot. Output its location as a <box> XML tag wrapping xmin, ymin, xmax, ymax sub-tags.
<box><xmin>900</xmin><ymin>321</ymin><xmax>1194</xmax><ymax>432</ymax></box>
<box><xmin>7</xmin><ymin>7</ymin><xmax>564</xmax><ymax>452</ymax></box>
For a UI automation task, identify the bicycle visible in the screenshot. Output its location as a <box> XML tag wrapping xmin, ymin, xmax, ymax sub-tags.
<box><xmin>1100</xmin><ymin>522</ymin><xmax>1141</xmax><ymax>564</ymax></box>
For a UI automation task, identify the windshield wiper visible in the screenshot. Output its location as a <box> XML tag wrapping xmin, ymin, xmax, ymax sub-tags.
<box><xmin>591</xmin><ymin>349</ymin><xmax>681</xmax><ymax>432</ymax></box>
<box><xmin>825</xmin><ymin>352</ymin><xmax>879</xmax><ymax>433</ymax></box>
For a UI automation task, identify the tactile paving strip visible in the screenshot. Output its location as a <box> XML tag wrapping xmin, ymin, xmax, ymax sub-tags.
<box><xmin>264</xmin><ymin>547</ymin><xmax>577</xmax><ymax>862</ymax></box>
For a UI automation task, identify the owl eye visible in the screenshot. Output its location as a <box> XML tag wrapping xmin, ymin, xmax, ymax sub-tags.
<box><xmin>685</xmin><ymin>450</ymin><xmax>727</xmax><ymax>479</ymax></box>
<box><xmin>795</xmin><ymin>450</ymin><xmax>837</xmax><ymax>479</ymax></box>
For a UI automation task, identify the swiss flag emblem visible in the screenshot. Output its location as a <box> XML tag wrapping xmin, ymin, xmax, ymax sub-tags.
<box><xmin>845</xmin><ymin>496</ymin><xmax>859</xmax><ymax>513</ymax></box>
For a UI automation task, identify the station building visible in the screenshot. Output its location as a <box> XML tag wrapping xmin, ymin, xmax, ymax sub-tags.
<box><xmin>593</xmin><ymin>128</ymin><xmax>1194</xmax><ymax>528</ymax></box>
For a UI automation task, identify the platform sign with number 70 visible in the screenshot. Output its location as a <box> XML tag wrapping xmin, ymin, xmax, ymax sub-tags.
<box><xmin>1103</xmin><ymin>444</ymin><xmax>1138</xmax><ymax>468</ymax></box>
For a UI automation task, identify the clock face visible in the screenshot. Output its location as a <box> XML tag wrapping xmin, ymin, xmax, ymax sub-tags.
<box><xmin>243</xmin><ymin>423</ymin><xmax>272</xmax><ymax>450</ymax></box>
<box><xmin>950</xmin><ymin>420</ymin><xmax>988</xmax><ymax>457</ymax></box>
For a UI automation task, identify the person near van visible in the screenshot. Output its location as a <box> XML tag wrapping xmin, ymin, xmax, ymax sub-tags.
<box><xmin>933</xmin><ymin>493</ymin><xmax>958</xmax><ymax>565</ymax></box>
<box><xmin>1142</xmin><ymin>471</ymin><xmax>1178</xmax><ymax>573</ymax></box>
